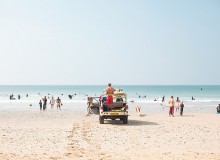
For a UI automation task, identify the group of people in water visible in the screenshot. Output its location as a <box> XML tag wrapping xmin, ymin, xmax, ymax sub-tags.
<box><xmin>9</xmin><ymin>93</ymin><xmax>28</xmax><ymax>100</ymax></box>
<box><xmin>39</xmin><ymin>96</ymin><xmax>62</xmax><ymax>111</ymax></box>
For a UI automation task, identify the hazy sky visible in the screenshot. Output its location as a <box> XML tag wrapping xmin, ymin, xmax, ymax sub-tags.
<box><xmin>0</xmin><ymin>0</ymin><xmax>219</xmax><ymax>85</ymax></box>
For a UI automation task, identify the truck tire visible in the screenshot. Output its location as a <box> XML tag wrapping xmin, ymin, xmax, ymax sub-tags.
<box><xmin>123</xmin><ymin>116</ymin><xmax>128</xmax><ymax>124</ymax></box>
<box><xmin>99</xmin><ymin>116</ymin><xmax>104</xmax><ymax>124</ymax></box>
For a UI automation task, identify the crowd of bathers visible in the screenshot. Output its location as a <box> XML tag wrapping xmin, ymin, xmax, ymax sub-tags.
<box><xmin>39</xmin><ymin>96</ymin><xmax>62</xmax><ymax>111</ymax></box>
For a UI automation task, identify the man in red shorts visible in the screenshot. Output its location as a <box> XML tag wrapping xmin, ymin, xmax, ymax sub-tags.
<box><xmin>168</xmin><ymin>96</ymin><xmax>175</xmax><ymax>117</ymax></box>
<box><xmin>105</xmin><ymin>83</ymin><xmax>115</xmax><ymax>110</ymax></box>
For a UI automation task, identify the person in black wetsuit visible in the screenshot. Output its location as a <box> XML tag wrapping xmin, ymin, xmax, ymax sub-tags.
<box><xmin>162</xmin><ymin>96</ymin><xmax>165</xmax><ymax>102</ymax></box>
<box><xmin>180</xmin><ymin>102</ymin><xmax>184</xmax><ymax>116</ymax></box>
<box><xmin>68</xmin><ymin>95</ymin><xmax>73</xmax><ymax>99</ymax></box>
<box><xmin>39</xmin><ymin>100</ymin><xmax>43</xmax><ymax>111</ymax></box>
<box><xmin>43</xmin><ymin>96</ymin><xmax>47</xmax><ymax>110</ymax></box>
<box><xmin>217</xmin><ymin>104</ymin><xmax>220</xmax><ymax>113</ymax></box>
<box><xmin>10</xmin><ymin>94</ymin><xmax>14</xmax><ymax>100</ymax></box>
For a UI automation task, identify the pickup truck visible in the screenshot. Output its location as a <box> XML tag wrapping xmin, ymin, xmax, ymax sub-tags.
<box><xmin>87</xmin><ymin>91</ymin><xmax>129</xmax><ymax>124</ymax></box>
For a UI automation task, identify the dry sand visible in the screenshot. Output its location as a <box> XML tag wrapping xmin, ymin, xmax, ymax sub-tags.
<box><xmin>0</xmin><ymin>107</ymin><xmax>220</xmax><ymax>160</ymax></box>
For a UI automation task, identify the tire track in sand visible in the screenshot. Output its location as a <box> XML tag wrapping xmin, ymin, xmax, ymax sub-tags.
<box><xmin>65</xmin><ymin>120</ymin><xmax>112</xmax><ymax>160</ymax></box>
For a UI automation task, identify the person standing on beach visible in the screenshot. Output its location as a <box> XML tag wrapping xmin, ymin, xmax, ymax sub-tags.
<box><xmin>180</xmin><ymin>102</ymin><xmax>184</xmax><ymax>116</ymax></box>
<box><xmin>50</xmin><ymin>97</ymin><xmax>55</xmax><ymax>109</ymax></box>
<box><xmin>43</xmin><ymin>96</ymin><xmax>47</xmax><ymax>110</ymax></box>
<box><xmin>168</xmin><ymin>96</ymin><xmax>175</xmax><ymax>117</ymax></box>
<box><xmin>176</xmin><ymin>97</ymin><xmax>180</xmax><ymax>112</ymax></box>
<box><xmin>105</xmin><ymin>83</ymin><xmax>115</xmax><ymax>110</ymax></box>
<box><xmin>39</xmin><ymin>100</ymin><xmax>43</xmax><ymax>111</ymax></box>
<box><xmin>56</xmin><ymin>97</ymin><xmax>62</xmax><ymax>110</ymax></box>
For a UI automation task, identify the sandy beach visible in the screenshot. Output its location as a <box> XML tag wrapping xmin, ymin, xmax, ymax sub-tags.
<box><xmin>1</xmin><ymin>0</ymin><xmax>219</xmax><ymax>159</ymax></box>
<box><xmin>0</xmin><ymin>103</ymin><xmax>219</xmax><ymax>160</ymax></box>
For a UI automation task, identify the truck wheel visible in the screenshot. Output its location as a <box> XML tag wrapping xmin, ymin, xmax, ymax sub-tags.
<box><xmin>99</xmin><ymin>116</ymin><xmax>104</xmax><ymax>124</ymax></box>
<box><xmin>123</xmin><ymin>117</ymin><xmax>128</xmax><ymax>124</ymax></box>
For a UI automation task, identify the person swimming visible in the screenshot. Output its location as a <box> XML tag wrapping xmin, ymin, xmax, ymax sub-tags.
<box><xmin>68</xmin><ymin>95</ymin><xmax>73</xmax><ymax>99</ymax></box>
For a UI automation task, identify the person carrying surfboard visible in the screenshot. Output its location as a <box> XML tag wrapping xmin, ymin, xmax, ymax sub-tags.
<box><xmin>168</xmin><ymin>96</ymin><xmax>175</xmax><ymax>117</ymax></box>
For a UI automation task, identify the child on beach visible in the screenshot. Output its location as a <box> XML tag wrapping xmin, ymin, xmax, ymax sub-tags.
<box><xmin>39</xmin><ymin>100</ymin><xmax>42</xmax><ymax>111</ymax></box>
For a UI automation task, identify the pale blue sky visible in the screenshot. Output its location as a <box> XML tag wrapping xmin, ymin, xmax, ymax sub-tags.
<box><xmin>0</xmin><ymin>0</ymin><xmax>219</xmax><ymax>85</ymax></box>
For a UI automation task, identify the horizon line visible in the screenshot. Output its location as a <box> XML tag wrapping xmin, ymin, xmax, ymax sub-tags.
<box><xmin>0</xmin><ymin>84</ymin><xmax>219</xmax><ymax>86</ymax></box>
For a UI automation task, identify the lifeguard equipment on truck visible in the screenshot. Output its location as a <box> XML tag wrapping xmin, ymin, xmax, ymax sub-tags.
<box><xmin>87</xmin><ymin>90</ymin><xmax>129</xmax><ymax>124</ymax></box>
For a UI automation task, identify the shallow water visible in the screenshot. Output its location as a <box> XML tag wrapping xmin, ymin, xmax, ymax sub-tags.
<box><xmin>0</xmin><ymin>85</ymin><xmax>219</xmax><ymax>112</ymax></box>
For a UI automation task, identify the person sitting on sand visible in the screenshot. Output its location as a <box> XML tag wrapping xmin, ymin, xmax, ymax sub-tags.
<box><xmin>105</xmin><ymin>83</ymin><xmax>115</xmax><ymax>110</ymax></box>
<box><xmin>135</xmin><ymin>106</ymin><xmax>141</xmax><ymax>116</ymax></box>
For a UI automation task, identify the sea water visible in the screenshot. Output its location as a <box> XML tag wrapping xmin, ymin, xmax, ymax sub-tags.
<box><xmin>0</xmin><ymin>85</ymin><xmax>219</xmax><ymax>101</ymax></box>
<box><xmin>0</xmin><ymin>85</ymin><xmax>219</xmax><ymax>110</ymax></box>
